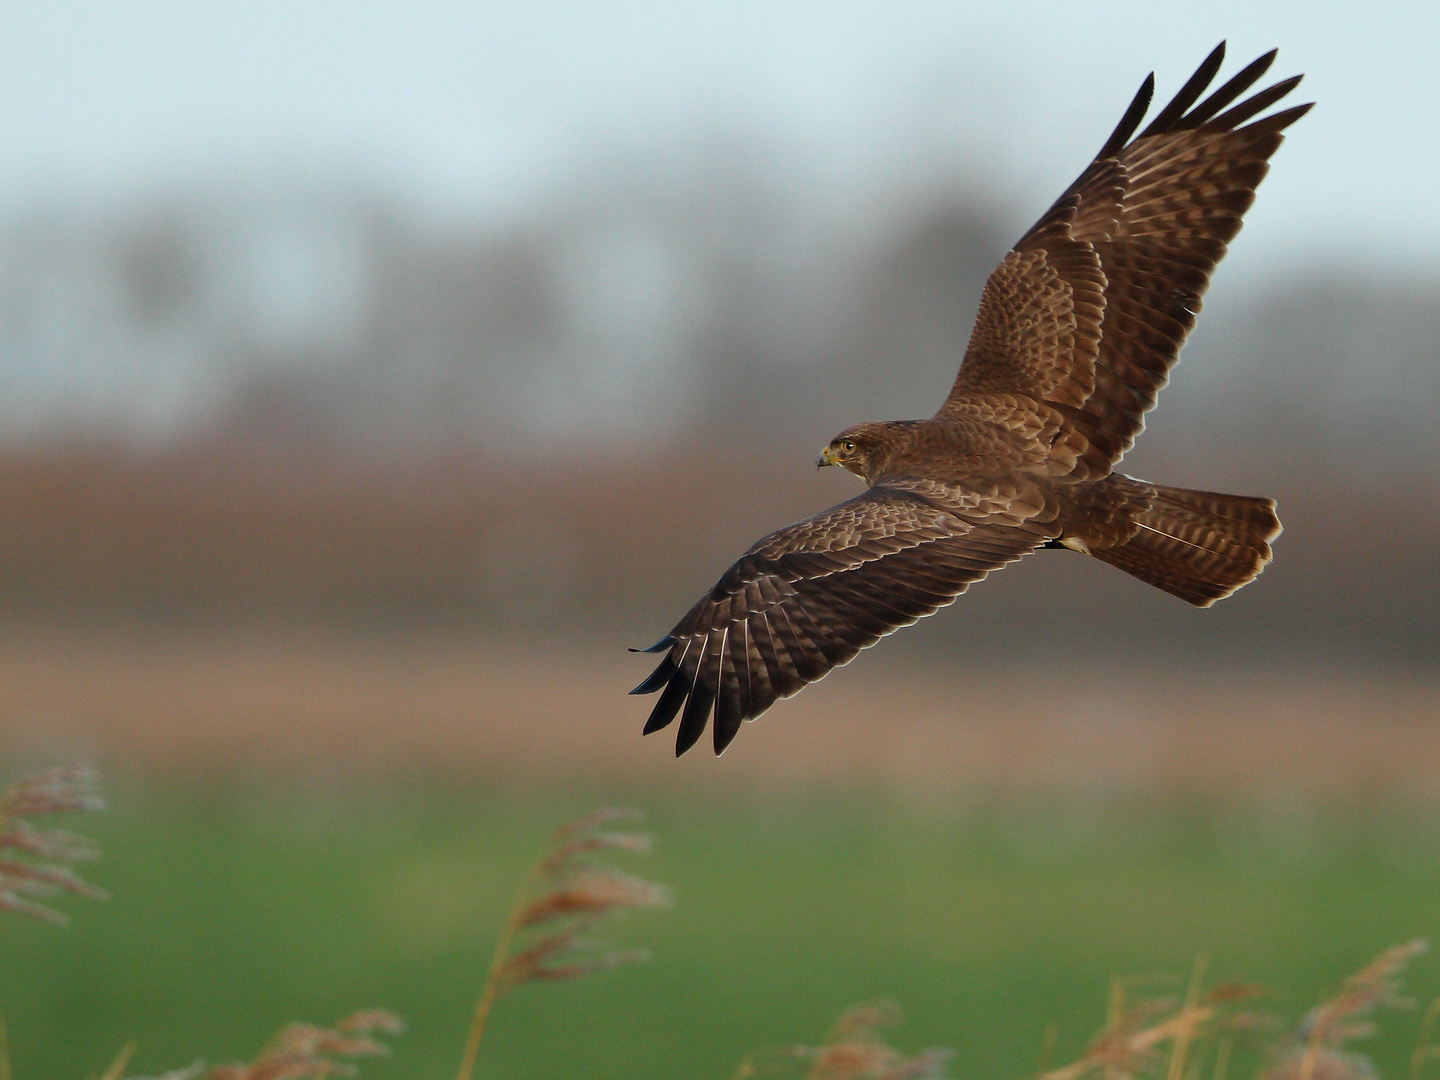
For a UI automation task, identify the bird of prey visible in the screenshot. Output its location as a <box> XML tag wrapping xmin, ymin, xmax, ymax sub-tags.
<box><xmin>632</xmin><ymin>43</ymin><xmax>1309</xmax><ymax>757</ymax></box>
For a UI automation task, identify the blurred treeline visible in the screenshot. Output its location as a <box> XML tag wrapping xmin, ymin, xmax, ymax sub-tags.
<box><xmin>0</xmin><ymin>159</ymin><xmax>1435</xmax><ymax>661</ymax></box>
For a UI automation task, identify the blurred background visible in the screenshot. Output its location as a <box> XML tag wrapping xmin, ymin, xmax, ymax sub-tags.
<box><xmin>0</xmin><ymin>1</ymin><xmax>1438</xmax><ymax>1077</ymax></box>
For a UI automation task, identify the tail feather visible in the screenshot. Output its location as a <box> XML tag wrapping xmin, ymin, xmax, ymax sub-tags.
<box><xmin>1088</xmin><ymin>482</ymin><xmax>1281</xmax><ymax>607</ymax></box>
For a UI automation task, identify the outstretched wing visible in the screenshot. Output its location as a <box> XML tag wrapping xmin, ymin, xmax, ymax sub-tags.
<box><xmin>631</xmin><ymin>479</ymin><xmax>1055</xmax><ymax>756</ymax></box>
<box><xmin>945</xmin><ymin>43</ymin><xmax>1312</xmax><ymax>474</ymax></box>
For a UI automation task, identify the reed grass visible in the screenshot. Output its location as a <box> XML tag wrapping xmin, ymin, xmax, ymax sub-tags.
<box><xmin>456</xmin><ymin>806</ymin><xmax>669</xmax><ymax>1080</ymax></box>
<box><xmin>0</xmin><ymin>764</ymin><xmax>107</xmax><ymax>925</ymax></box>
<box><xmin>111</xmin><ymin>1009</ymin><xmax>403</xmax><ymax>1080</ymax></box>
<box><xmin>730</xmin><ymin>1000</ymin><xmax>953</xmax><ymax>1080</ymax></box>
<box><xmin>1028</xmin><ymin>941</ymin><xmax>1431</xmax><ymax>1080</ymax></box>
<box><xmin>2</xmin><ymin>764</ymin><xmax>1438</xmax><ymax>1080</ymax></box>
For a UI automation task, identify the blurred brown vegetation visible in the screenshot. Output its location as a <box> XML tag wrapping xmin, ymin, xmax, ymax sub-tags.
<box><xmin>1</xmin><ymin>168</ymin><xmax>1436</xmax><ymax>663</ymax></box>
<box><xmin>0</xmin><ymin>434</ymin><xmax>1432</xmax><ymax>662</ymax></box>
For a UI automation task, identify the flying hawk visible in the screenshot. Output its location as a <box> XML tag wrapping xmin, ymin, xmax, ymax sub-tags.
<box><xmin>632</xmin><ymin>44</ymin><xmax>1309</xmax><ymax>756</ymax></box>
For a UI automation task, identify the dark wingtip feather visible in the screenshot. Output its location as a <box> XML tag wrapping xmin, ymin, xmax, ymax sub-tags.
<box><xmin>713</xmin><ymin>707</ymin><xmax>743</xmax><ymax>756</ymax></box>
<box><xmin>1138</xmin><ymin>41</ymin><xmax>1227</xmax><ymax>139</ymax></box>
<box><xmin>674</xmin><ymin>683</ymin><xmax>715</xmax><ymax>757</ymax></box>
<box><xmin>629</xmin><ymin>635</ymin><xmax>676</xmax><ymax>655</ymax></box>
<box><xmin>1250</xmin><ymin>47</ymin><xmax>1280</xmax><ymax>73</ymax></box>
<box><xmin>642</xmin><ymin>675</ymin><xmax>688</xmax><ymax>735</ymax></box>
<box><xmin>1183</xmin><ymin>48</ymin><xmax>1278</xmax><ymax>127</ymax></box>
<box><xmin>1099</xmin><ymin>72</ymin><xmax>1155</xmax><ymax>158</ymax></box>
<box><xmin>1279</xmin><ymin>101</ymin><xmax>1315</xmax><ymax>128</ymax></box>
<box><xmin>1209</xmin><ymin>76</ymin><xmax>1307</xmax><ymax>131</ymax></box>
<box><xmin>712</xmin><ymin>665</ymin><xmax>745</xmax><ymax>755</ymax></box>
<box><xmin>1105</xmin><ymin>48</ymin><xmax>1305</xmax><ymax>154</ymax></box>
<box><xmin>630</xmin><ymin>653</ymin><xmax>677</xmax><ymax>695</ymax></box>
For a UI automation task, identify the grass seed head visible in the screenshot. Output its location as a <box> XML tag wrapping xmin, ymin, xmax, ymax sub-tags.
<box><xmin>512</xmin><ymin>946</ymin><xmax>653</xmax><ymax>983</ymax></box>
<box><xmin>493</xmin><ymin>813</ymin><xmax>669</xmax><ymax>1000</ymax></box>
<box><xmin>1260</xmin><ymin>940</ymin><xmax>1430</xmax><ymax>1080</ymax></box>
<box><xmin>0</xmin><ymin>764</ymin><xmax>105</xmax><ymax>819</ymax></box>
<box><xmin>0</xmin><ymin>764</ymin><xmax>108</xmax><ymax>925</ymax></box>
<box><xmin>330</xmin><ymin>1010</ymin><xmax>404</xmax><ymax>1036</ymax></box>
<box><xmin>126</xmin><ymin>1012</ymin><xmax>401</xmax><ymax>1080</ymax></box>
<box><xmin>496</xmin><ymin>809</ymin><xmax>668</xmax><ymax>993</ymax></box>
<box><xmin>515</xmin><ymin>866</ymin><xmax>670</xmax><ymax>927</ymax></box>
<box><xmin>0</xmin><ymin>820</ymin><xmax>100</xmax><ymax>861</ymax></box>
<box><xmin>1041</xmin><ymin>974</ymin><xmax>1270</xmax><ymax>1080</ymax></box>
<box><xmin>542</xmin><ymin>830</ymin><xmax>654</xmax><ymax>870</ymax></box>
<box><xmin>457</xmin><ymin>807</ymin><xmax>668</xmax><ymax>1080</ymax></box>
<box><xmin>1299</xmin><ymin>940</ymin><xmax>1430</xmax><ymax>1049</ymax></box>
<box><xmin>739</xmin><ymin>1001</ymin><xmax>952</xmax><ymax>1080</ymax></box>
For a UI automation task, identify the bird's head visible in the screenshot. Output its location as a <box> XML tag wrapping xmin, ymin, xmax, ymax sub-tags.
<box><xmin>817</xmin><ymin>422</ymin><xmax>890</xmax><ymax>482</ymax></box>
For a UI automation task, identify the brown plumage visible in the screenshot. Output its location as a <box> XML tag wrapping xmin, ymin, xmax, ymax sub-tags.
<box><xmin>633</xmin><ymin>44</ymin><xmax>1305</xmax><ymax>756</ymax></box>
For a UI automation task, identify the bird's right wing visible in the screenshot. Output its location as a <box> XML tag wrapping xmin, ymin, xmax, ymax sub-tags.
<box><xmin>944</xmin><ymin>44</ymin><xmax>1312</xmax><ymax>476</ymax></box>
<box><xmin>631</xmin><ymin>478</ymin><xmax>1055</xmax><ymax>757</ymax></box>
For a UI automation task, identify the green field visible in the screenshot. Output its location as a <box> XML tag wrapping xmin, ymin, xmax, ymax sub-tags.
<box><xmin>3</xmin><ymin>779</ymin><xmax>1440</xmax><ymax>1079</ymax></box>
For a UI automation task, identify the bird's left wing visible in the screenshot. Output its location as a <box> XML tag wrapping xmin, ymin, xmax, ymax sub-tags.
<box><xmin>944</xmin><ymin>44</ymin><xmax>1312</xmax><ymax>475</ymax></box>
<box><xmin>631</xmin><ymin>478</ymin><xmax>1055</xmax><ymax>756</ymax></box>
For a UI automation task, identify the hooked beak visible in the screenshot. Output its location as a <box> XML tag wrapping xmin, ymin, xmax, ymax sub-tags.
<box><xmin>816</xmin><ymin>444</ymin><xmax>840</xmax><ymax>470</ymax></box>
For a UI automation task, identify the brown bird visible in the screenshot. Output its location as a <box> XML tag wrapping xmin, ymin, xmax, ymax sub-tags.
<box><xmin>632</xmin><ymin>43</ymin><xmax>1308</xmax><ymax>756</ymax></box>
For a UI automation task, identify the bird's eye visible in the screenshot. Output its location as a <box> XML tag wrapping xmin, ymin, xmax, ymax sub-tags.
<box><xmin>841</xmin><ymin>440</ymin><xmax>855</xmax><ymax>453</ymax></box>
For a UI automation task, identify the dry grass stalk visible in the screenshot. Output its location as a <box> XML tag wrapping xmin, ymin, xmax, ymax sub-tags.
<box><xmin>120</xmin><ymin>1009</ymin><xmax>403</xmax><ymax>1080</ymax></box>
<box><xmin>1264</xmin><ymin>940</ymin><xmax>1430</xmax><ymax>1080</ymax></box>
<box><xmin>456</xmin><ymin>807</ymin><xmax>668</xmax><ymax>1080</ymax></box>
<box><xmin>0</xmin><ymin>764</ymin><xmax>107</xmax><ymax>924</ymax></box>
<box><xmin>1041</xmin><ymin>964</ymin><xmax>1265</xmax><ymax>1080</ymax></box>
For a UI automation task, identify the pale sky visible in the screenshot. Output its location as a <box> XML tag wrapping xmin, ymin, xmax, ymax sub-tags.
<box><xmin>0</xmin><ymin>1</ymin><xmax>1435</xmax><ymax>279</ymax></box>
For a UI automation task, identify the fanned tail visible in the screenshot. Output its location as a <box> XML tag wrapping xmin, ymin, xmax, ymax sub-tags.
<box><xmin>1087</xmin><ymin>482</ymin><xmax>1281</xmax><ymax>607</ymax></box>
